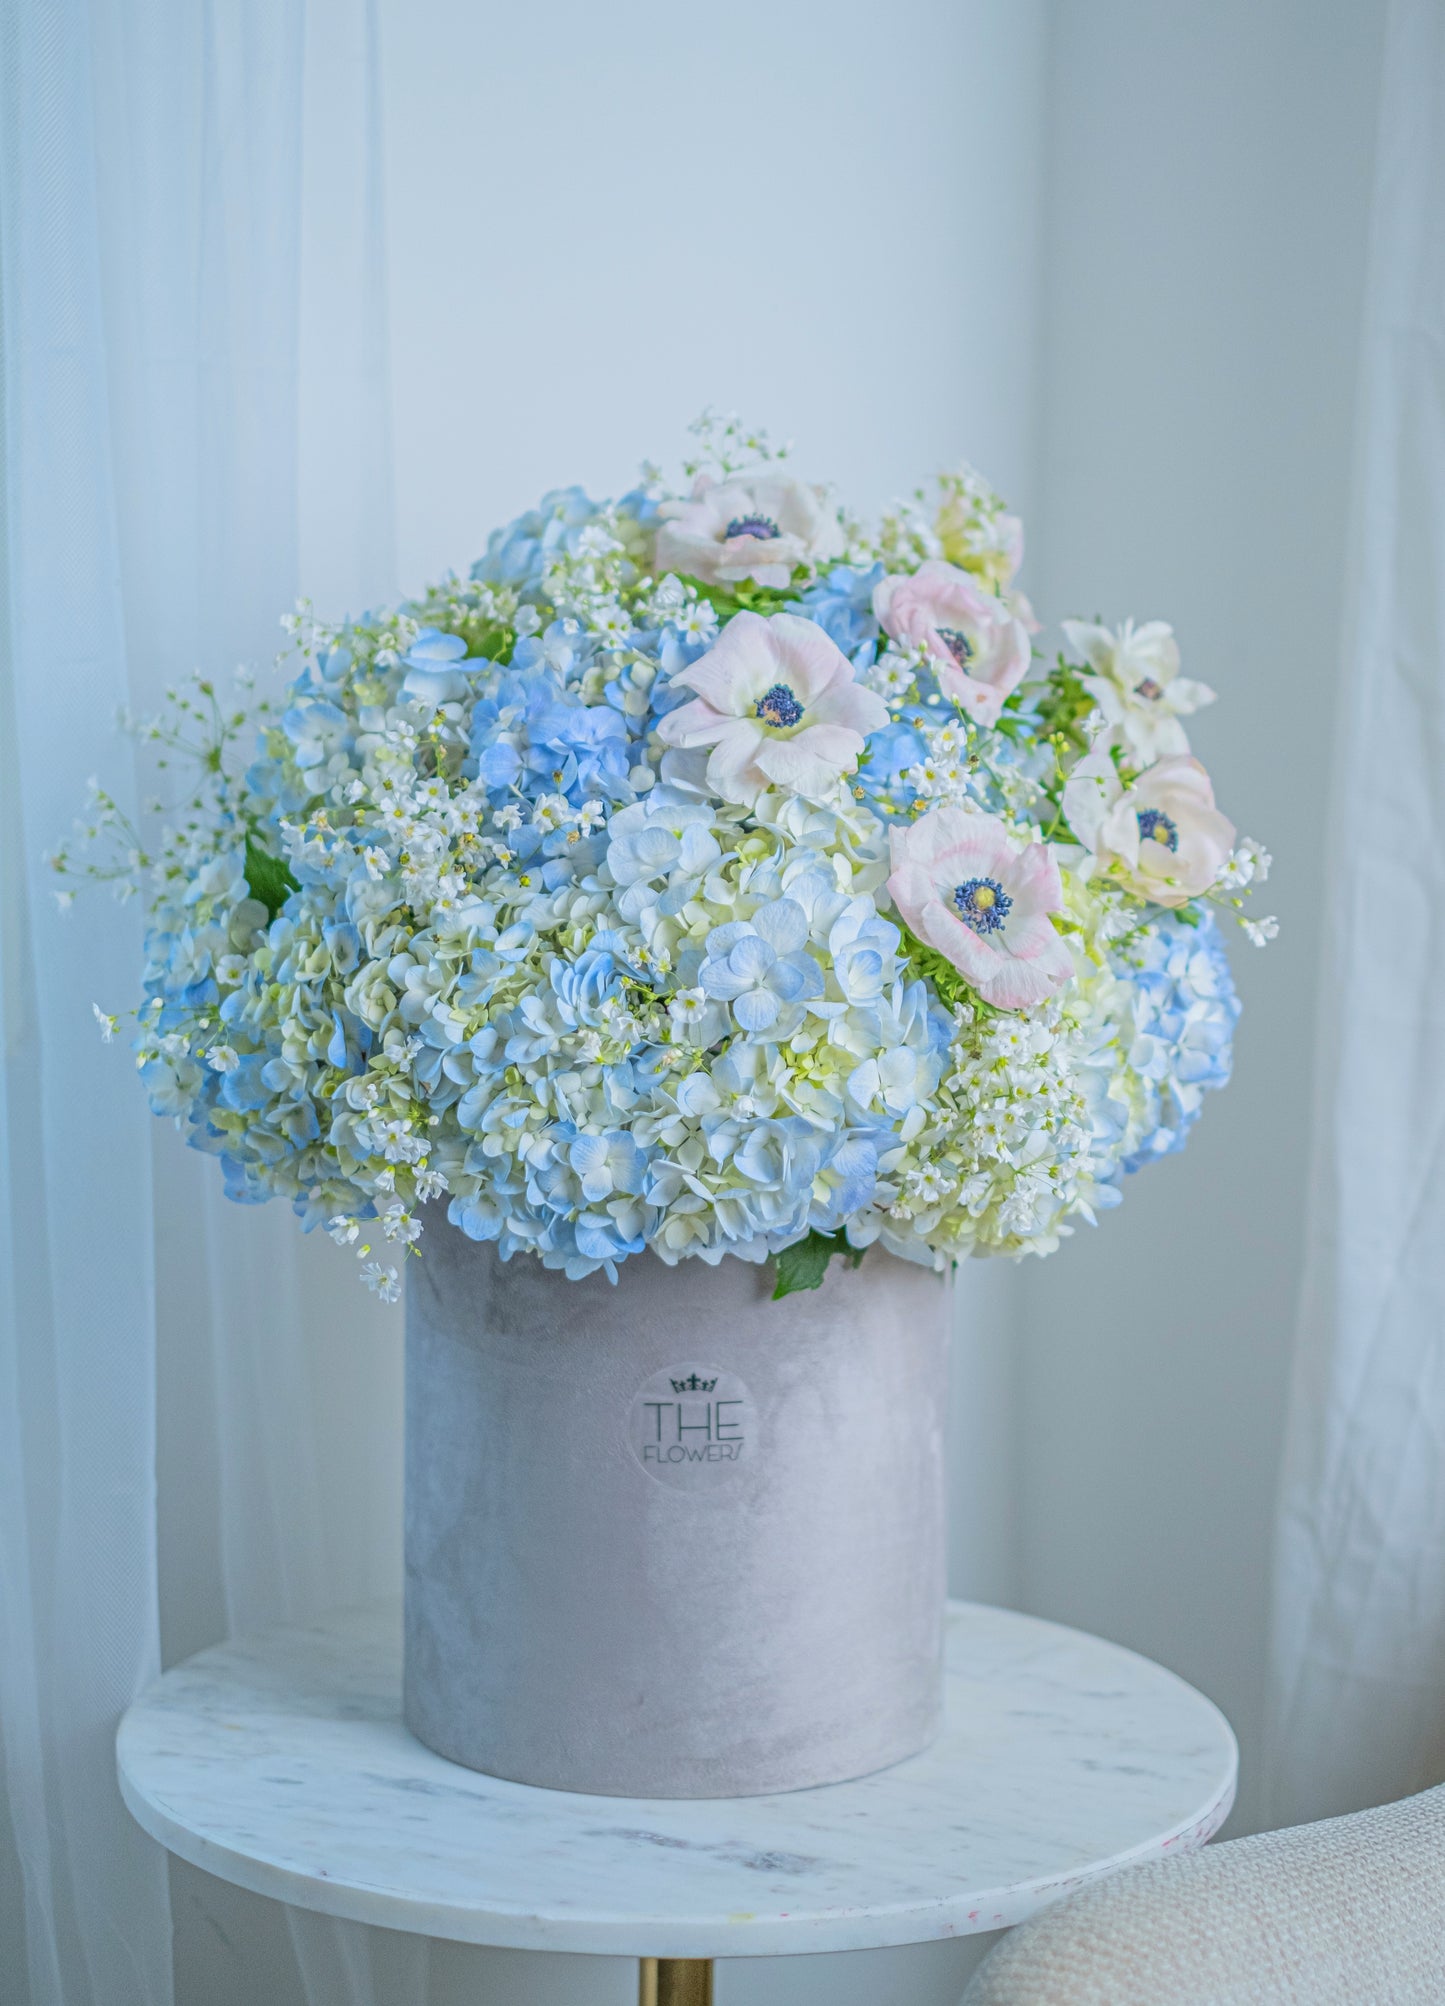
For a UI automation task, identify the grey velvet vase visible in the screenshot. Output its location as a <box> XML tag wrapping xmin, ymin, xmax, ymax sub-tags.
<box><xmin>403</xmin><ymin>1222</ymin><xmax>952</xmax><ymax>1798</ymax></box>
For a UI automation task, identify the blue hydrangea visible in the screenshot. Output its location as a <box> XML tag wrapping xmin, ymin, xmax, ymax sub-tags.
<box><xmin>472</xmin><ymin>487</ymin><xmax>600</xmax><ymax>595</ymax></box>
<box><xmin>1117</xmin><ymin>912</ymin><xmax>1240</xmax><ymax>1172</ymax></box>
<box><xmin>795</xmin><ymin>563</ymin><xmax>884</xmax><ymax>660</ymax></box>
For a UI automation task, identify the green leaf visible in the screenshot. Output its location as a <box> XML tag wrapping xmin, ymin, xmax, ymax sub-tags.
<box><xmin>678</xmin><ymin>574</ymin><xmax>804</xmax><ymax>624</ymax></box>
<box><xmin>244</xmin><ymin>834</ymin><xmax>298</xmax><ymax>921</ymax></box>
<box><xmin>459</xmin><ymin>616</ymin><xmax>514</xmax><ymax>663</ymax></box>
<box><xmin>770</xmin><ymin>1229</ymin><xmax>867</xmax><ymax>1300</ymax></box>
<box><xmin>771</xmin><ymin>1230</ymin><xmax>842</xmax><ymax>1300</ymax></box>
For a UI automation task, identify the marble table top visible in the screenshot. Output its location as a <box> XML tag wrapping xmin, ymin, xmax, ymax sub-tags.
<box><xmin>117</xmin><ymin>1599</ymin><xmax>1236</xmax><ymax>1960</ymax></box>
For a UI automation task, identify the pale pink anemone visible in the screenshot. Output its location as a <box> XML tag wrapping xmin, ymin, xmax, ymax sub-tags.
<box><xmin>654</xmin><ymin>472</ymin><xmax>844</xmax><ymax>590</ymax></box>
<box><xmin>872</xmin><ymin>560</ymin><xmax>1032</xmax><ymax>725</ymax></box>
<box><xmin>887</xmin><ymin>805</ymin><xmax>1073</xmax><ymax>1011</ymax></box>
<box><xmin>656</xmin><ymin>611</ymin><xmax>888</xmax><ymax>806</ymax></box>
<box><xmin>1062</xmin><ymin>748</ymin><xmax>1235</xmax><ymax>908</ymax></box>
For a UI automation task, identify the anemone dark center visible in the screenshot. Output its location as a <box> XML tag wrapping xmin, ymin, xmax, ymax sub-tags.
<box><xmin>755</xmin><ymin>682</ymin><xmax>804</xmax><ymax>729</ymax></box>
<box><xmin>1134</xmin><ymin>675</ymin><xmax>1164</xmax><ymax>701</ymax></box>
<box><xmin>1137</xmin><ymin>807</ymin><xmax>1179</xmax><ymax>852</ymax></box>
<box><xmin>938</xmin><ymin>627</ymin><xmax>974</xmax><ymax>666</ymax></box>
<box><xmin>953</xmin><ymin>876</ymin><xmax>1011</xmax><ymax>935</ymax></box>
<box><xmin>726</xmin><ymin>513</ymin><xmax>781</xmax><ymax>541</ymax></box>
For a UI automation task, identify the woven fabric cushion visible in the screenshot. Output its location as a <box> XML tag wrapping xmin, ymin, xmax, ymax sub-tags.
<box><xmin>961</xmin><ymin>1785</ymin><xmax>1445</xmax><ymax>2005</ymax></box>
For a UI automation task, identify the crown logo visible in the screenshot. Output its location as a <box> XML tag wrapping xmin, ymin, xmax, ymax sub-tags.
<box><xmin>670</xmin><ymin>1372</ymin><xmax>717</xmax><ymax>1393</ymax></box>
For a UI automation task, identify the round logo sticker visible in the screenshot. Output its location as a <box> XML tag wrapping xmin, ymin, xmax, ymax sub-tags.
<box><xmin>627</xmin><ymin>1365</ymin><xmax>757</xmax><ymax>1491</ymax></box>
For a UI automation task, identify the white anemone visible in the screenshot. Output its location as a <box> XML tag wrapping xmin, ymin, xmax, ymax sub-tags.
<box><xmin>654</xmin><ymin>472</ymin><xmax>844</xmax><ymax>590</ymax></box>
<box><xmin>656</xmin><ymin>612</ymin><xmax>888</xmax><ymax>806</ymax></box>
<box><xmin>1062</xmin><ymin>619</ymin><xmax>1215</xmax><ymax>763</ymax></box>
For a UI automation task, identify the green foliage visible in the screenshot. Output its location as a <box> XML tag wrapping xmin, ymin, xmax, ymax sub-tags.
<box><xmin>452</xmin><ymin>612</ymin><xmax>515</xmax><ymax>663</ymax></box>
<box><xmin>244</xmin><ymin>833</ymin><xmax>298</xmax><ymax>921</ymax></box>
<box><xmin>1029</xmin><ymin>658</ymin><xmax>1098</xmax><ymax>751</ymax></box>
<box><xmin>897</xmin><ymin>922</ymin><xmax>993</xmax><ymax>1018</ymax></box>
<box><xmin>681</xmin><ymin>574</ymin><xmax>803</xmax><ymax>624</ymax></box>
<box><xmin>771</xmin><ymin>1228</ymin><xmax>866</xmax><ymax>1300</ymax></box>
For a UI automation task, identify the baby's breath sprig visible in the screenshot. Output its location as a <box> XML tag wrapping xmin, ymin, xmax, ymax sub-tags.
<box><xmin>49</xmin><ymin>669</ymin><xmax>272</xmax><ymax>906</ymax></box>
<box><xmin>682</xmin><ymin>408</ymin><xmax>792</xmax><ymax>482</ymax></box>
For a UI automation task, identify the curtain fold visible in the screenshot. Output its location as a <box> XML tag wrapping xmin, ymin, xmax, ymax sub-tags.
<box><xmin>2</xmin><ymin>2</ymin><xmax>411</xmax><ymax>2000</ymax></box>
<box><xmin>1264</xmin><ymin>0</ymin><xmax>1445</xmax><ymax>1827</ymax></box>
<box><xmin>0</xmin><ymin>3</ymin><xmax>173</xmax><ymax>2001</ymax></box>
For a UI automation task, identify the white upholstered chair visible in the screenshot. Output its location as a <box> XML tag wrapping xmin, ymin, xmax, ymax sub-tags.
<box><xmin>960</xmin><ymin>1785</ymin><xmax>1445</xmax><ymax>2004</ymax></box>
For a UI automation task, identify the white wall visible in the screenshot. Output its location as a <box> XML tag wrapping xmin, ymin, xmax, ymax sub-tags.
<box><xmin>1016</xmin><ymin>0</ymin><xmax>1385</xmax><ymax>1838</ymax></box>
<box><xmin>377</xmin><ymin>0</ymin><xmax>1047</xmax><ymax>596</ymax></box>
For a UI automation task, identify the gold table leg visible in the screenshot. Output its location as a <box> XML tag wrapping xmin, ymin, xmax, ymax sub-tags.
<box><xmin>638</xmin><ymin>1957</ymin><xmax>714</xmax><ymax>2006</ymax></box>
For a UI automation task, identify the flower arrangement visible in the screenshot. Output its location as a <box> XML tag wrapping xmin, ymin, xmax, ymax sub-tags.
<box><xmin>61</xmin><ymin>414</ymin><xmax>1272</xmax><ymax>1300</ymax></box>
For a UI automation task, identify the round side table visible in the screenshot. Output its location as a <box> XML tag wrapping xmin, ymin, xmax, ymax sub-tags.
<box><xmin>117</xmin><ymin>1599</ymin><xmax>1236</xmax><ymax>2003</ymax></box>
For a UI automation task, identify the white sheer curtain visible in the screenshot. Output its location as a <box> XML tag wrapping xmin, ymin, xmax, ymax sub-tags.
<box><xmin>1265</xmin><ymin>0</ymin><xmax>1445</xmax><ymax>1828</ymax></box>
<box><xmin>1</xmin><ymin>3</ymin><xmax>412</xmax><ymax>2002</ymax></box>
<box><xmin>0</xmin><ymin>3</ymin><xmax>171</xmax><ymax>1999</ymax></box>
